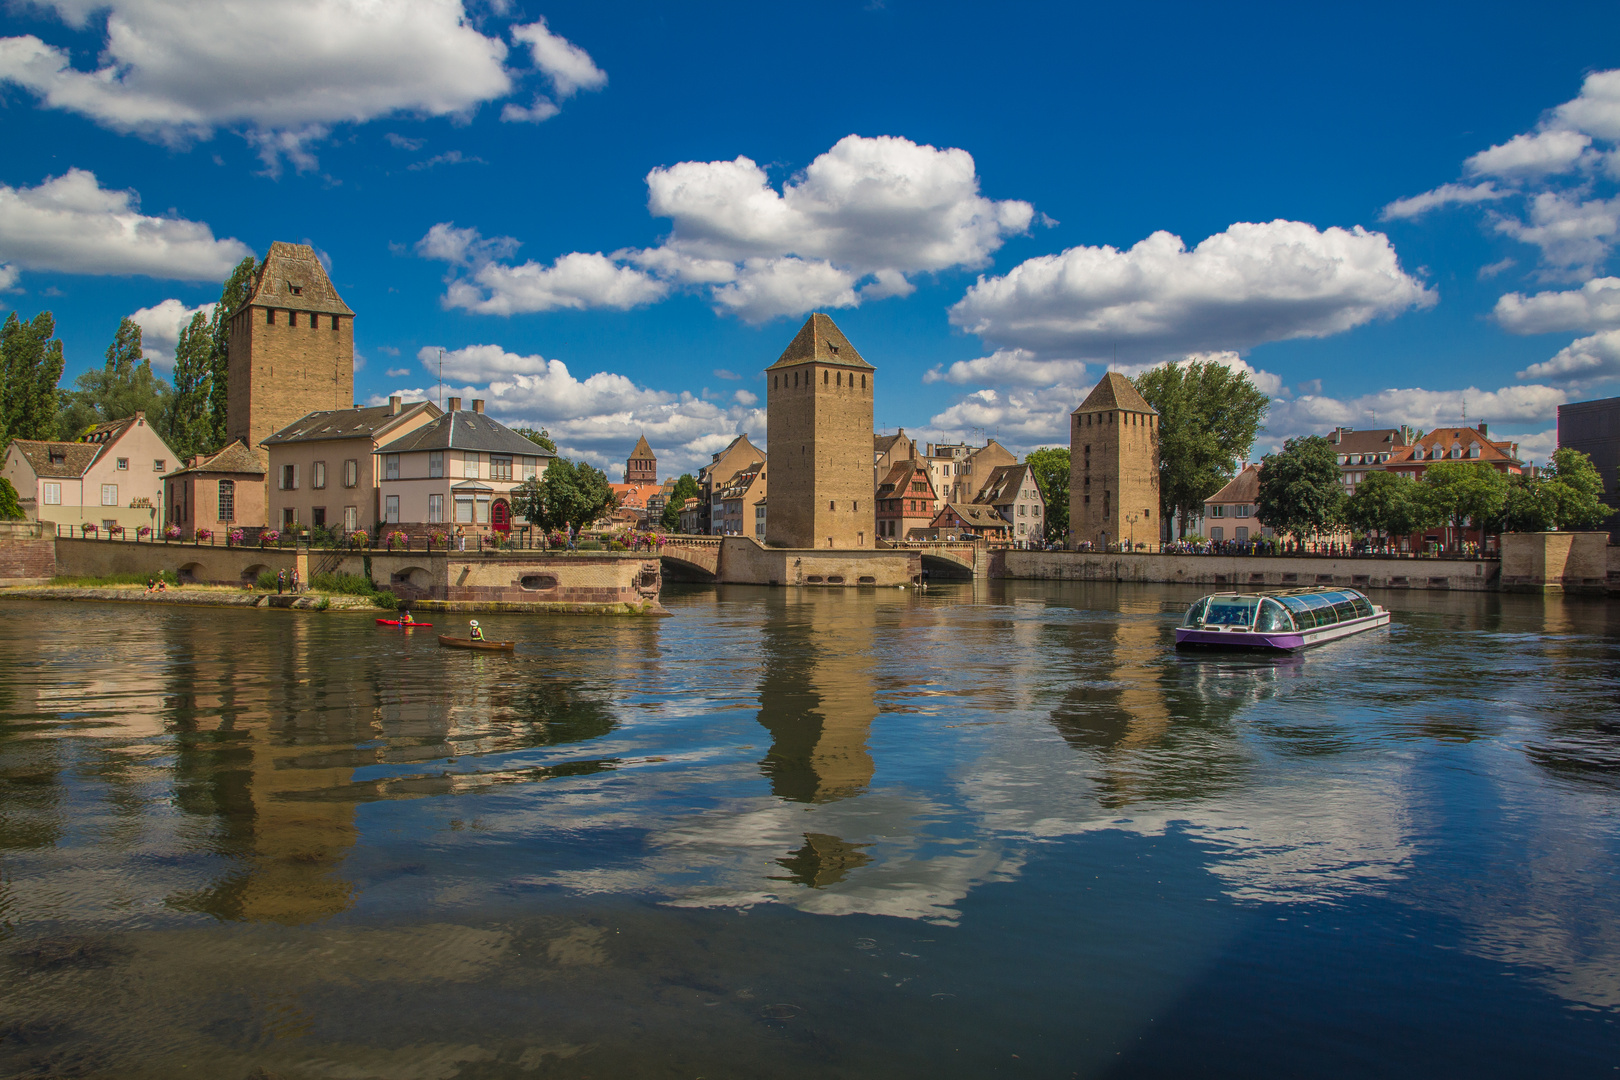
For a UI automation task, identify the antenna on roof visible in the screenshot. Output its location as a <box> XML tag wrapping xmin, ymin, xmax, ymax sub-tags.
<box><xmin>437</xmin><ymin>348</ymin><xmax>444</xmax><ymax>412</ymax></box>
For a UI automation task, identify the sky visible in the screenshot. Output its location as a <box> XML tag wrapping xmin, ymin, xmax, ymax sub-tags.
<box><xmin>2</xmin><ymin>0</ymin><xmax>1619</xmax><ymax>477</ymax></box>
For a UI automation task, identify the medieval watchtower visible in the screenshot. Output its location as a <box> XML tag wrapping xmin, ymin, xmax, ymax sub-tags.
<box><xmin>625</xmin><ymin>435</ymin><xmax>657</xmax><ymax>484</ymax></box>
<box><xmin>765</xmin><ymin>313</ymin><xmax>875</xmax><ymax>549</ymax></box>
<box><xmin>1069</xmin><ymin>372</ymin><xmax>1159</xmax><ymax>550</ymax></box>
<box><xmin>227</xmin><ymin>242</ymin><xmax>355</xmax><ymax>456</ymax></box>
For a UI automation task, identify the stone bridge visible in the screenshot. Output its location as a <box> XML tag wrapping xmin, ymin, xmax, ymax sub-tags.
<box><xmin>659</xmin><ymin>536</ymin><xmax>722</xmax><ymax>580</ymax></box>
<box><xmin>881</xmin><ymin>539</ymin><xmax>988</xmax><ymax>578</ymax></box>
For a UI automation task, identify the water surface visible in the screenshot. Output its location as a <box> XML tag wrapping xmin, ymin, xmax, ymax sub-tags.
<box><xmin>2</xmin><ymin>583</ymin><xmax>1618</xmax><ymax>1077</ymax></box>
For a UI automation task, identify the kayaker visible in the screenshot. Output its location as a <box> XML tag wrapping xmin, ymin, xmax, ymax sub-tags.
<box><xmin>469</xmin><ymin>619</ymin><xmax>484</xmax><ymax>642</ymax></box>
<box><xmin>400</xmin><ymin>608</ymin><xmax>415</xmax><ymax>625</ymax></box>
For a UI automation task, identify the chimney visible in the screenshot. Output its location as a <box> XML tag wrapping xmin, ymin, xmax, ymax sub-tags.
<box><xmin>472</xmin><ymin>399</ymin><xmax>485</xmax><ymax>414</ymax></box>
<box><xmin>389</xmin><ymin>395</ymin><xmax>402</xmax><ymax>415</ymax></box>
<box><xmin>447</xmin><ymin>396</ymin><xmax>462</xmax><ymax>412</ymax></box>
<box><xmin>1478</xmin><ymin>422</ymin><xmax>1488</xmax><ymax>437</ymax></box>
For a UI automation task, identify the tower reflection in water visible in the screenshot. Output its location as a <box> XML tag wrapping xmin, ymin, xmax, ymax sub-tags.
<box><xmin>755</xmin><ymin>590</ymin><xmax>877</xmax><ymax>887</ymax></box>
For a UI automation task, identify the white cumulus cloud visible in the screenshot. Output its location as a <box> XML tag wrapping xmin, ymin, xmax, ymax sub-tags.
<box><xmin>510</xmin><ymin>18</ymin><xmax>606</xmax><ymax>98</ymax></box>
<box><xmin>1493</xmin><ymin>192</ymin><xmax>1620</xmax><ymax>276</ymax></box>
<box><xmin>949</xmin><ymin>220</ymin><xmax>1433</xmax><ymax>361</ymax></box>
<box><xmin>129</xmin><ymin>298</ymin><xmax>215</xmax><ymax>368</ymax></box>
<box><xmin>1465</xmin><ymin>130</ymin><xmax>1593</xmax><ymax>180</ymax></box>
<box><xmin>0</xmin><ymin>169</ymin><xmax>252</xmax><ymax>283</ymax></box>
<box><xmin>442</xmin><ymin>249</ymin><xmax>668</xmax><ymax>316</ymax></box>
<box><xmin>923</xmin><ymin>348</ymin><xmax>1088</xmax><ymax>387</ymax></box>
<box><xmin>1494</xmin><ymin>277</ymin><xmax>1620</xmax><ymax>334</ymax></box>
<box><xmin>1517</xmin><ymin>330</ymin><xmax>1620</xmax><ymax>388</ymax></box>
<box><xmin>1381</xmin><ymin>182</ymin><xmax>1505</xmax><ymax>221</ymax></box>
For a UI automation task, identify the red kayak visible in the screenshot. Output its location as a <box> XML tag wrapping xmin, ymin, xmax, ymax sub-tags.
<box><xmin>376</xmin><ymin>619</ymin><xmax>432</xmax><ymax>627</ymax></box>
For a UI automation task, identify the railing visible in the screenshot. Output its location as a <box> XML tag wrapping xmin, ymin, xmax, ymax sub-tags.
<box><xmin>51</xmin><ymin>523</ymin><xmax>672</xmax><ymax>556</ymax></box>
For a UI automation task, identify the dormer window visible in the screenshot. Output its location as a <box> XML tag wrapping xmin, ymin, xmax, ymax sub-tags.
<box><xmin>48</xmin><ymin>450</ymin><xmax>65</xmax><ymax>465</ymax></box>
<box><xmin>289</xmin><ymin>284</ymin><xmax>303</xmax><ymax>296</ymax></box>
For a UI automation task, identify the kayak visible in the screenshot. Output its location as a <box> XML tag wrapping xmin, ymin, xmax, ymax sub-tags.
<box><xmin>377</xmin><ymin>619</ymin><xmax>432</xmax><ymax>627</ymax></box>
<box><xmin>438</xmin><ymin>635</ymin><xmax>515</xmax><ymax>651</ymax></box>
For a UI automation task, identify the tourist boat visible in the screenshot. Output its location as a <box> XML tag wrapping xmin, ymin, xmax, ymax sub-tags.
<box><xmin>437</xmin><ymin>635</ymin><xmax>515</xmax><ymax>652</ymax></box>
<box><xmin>376</xmin><ymin>618</ymin><xmax>432</xmax><ymax>628</ymax></box>
<box><xmin>1175</xmin><ymin>587</ymin><xmax>1390</xmax><ymax>652</ymax></box>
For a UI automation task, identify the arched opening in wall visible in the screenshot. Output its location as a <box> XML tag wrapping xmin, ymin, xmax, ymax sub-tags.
<box><xmin>241</xmin><ymin>563</ymin><xmax>269</xmax><ymax>583</ymax></box>
<box><xmin>491</xmin><ymin>499</ymin><xmax>512</xmax><ymax>532</ymax></box>
<box><xmin>519</xmin><ymin>574</ymin><xmax>559</xmax><ymax>591</ymax></box>
<box><xmin>178</xmin><ymin>562</ymin><xmax>203</xmax><ymax>584</ymax></box>
<box><xmin>391</xmin><ymin>566</ymin><xmax>435</xmax><ymax>596</ymax></box>
<box><xmin>858</xmin><ymin>575</ymin><xmax>875</xmax><ymax>585</ymax></box>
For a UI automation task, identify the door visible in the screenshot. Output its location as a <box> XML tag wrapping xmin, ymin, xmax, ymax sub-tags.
<box><xmin>491</xmin><ymin>498</ymin><xmax>511</xmax><ymax>532</ymax></box>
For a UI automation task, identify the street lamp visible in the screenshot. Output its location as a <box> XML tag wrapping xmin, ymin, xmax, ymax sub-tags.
<box><xmin>1125</xmin><ymin>511</ymin><xmax>1140</xmax><ymax>552</ymax></box>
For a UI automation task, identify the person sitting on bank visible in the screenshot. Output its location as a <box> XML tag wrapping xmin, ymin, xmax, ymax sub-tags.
<box><xmin>144</xmin><ymin>577</ymin><xmax>155</xmax><ymax>593</ymax></box>
<box><xmin>468</xmin><ymin>619</ymin><xmax>484</xmax><ymax>642</ymax></box>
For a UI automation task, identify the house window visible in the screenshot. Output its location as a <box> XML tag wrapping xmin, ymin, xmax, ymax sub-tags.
<box><xmin>267</xmin><ymin>309</ymin><xmax>275</xmax><ymax>325</ymax></box>
<box><xmin>313</xmin><ymin>507</ymin><xmax>326</xmax><ymax>528</ymax></box>
<box><xmin>463</xmin><ymin>454</ymin><xmax>479</xmax><ymax>478</ymax></box>
<box><xmin>385</xmin><ymin>454</ymin><xmax>400</xmax><ymax>480</ymax></box>
<box><xmin>1209</xmin><ymin>505</ymin><xmax>1225</xmax><ymax>518</ymax></box>
<box><xmin>491</xmin><ymin>455</ymin><xmax>512</xmax><ymax>481</ymax></box>
<box><xmin>116</xmin><ymin>457</ymin><xmax>129</xmax><ymax>470</ymax></box>
<box><xmin>476</xmin><ymin>496</ymin><xmax>491</xmax><ymax>524</ymax></box>
<box><xmin>523</xmin><ymin>457</ymin><xmax>537</xmax><ymax>480</ymax></box>
<box><xmin>344</xmin><ymin>506</ymin><xmax>358</xmax><ymax>532</ymax></box>
<box><xmin>344</xmin><ymin>459</ymin><xmax>358</xmax><ymax>487</ymax></box>
<box><xmin>385</xmin><ymin>495</ymin><xmax>400</xmax><ymax>523</ymax></box>
<box><xmin>1211</xmin><ymin>527</ymin><xmax>1224</xmax><ymax>542</ymax></box>
<box><xmin>1236</xmin><ymin>526</ymin><xmax>1249</xmax><ymax>541</ymax></box>
<box><xmin>102</xmin><ymin>484</ymin><xmax>118</xmax><ymax>506</ymax></box>
<box><xmin>428</xmin><ymin>494</ymin><xmax>444</xmax><ymax>523</ymax></box>
<box><xmin>283</xmin><ymin>507</ymin><xmax>296</xmax><ymax>529</ymax></box>
<box><xmin>281</xmin><ymin>464</ymin><xmax>295</xmax><ymax>490</ymax></box>
<box><xmin>313</xmin><ymin>461</ymin><xmax>326</xmax><ymax>488</ymax></box>
<box><xmin>153</xmin><ymin>459</ymin><xmax>165</xmax><ymax>473</ymax></box>
<box><xmin>43</xmin><ymin>482</ymin><xmax>60</xmax><ymax>505</ymax></box>
<box><xmin>218</xmin><ymin>480</ymin><xmax>235</xmax><ymax>523</ymax></box>
<box><xmin>429</xmin><ymin>451</ymin><xmax>444</xmax><ymax>479</ymax></box>
<box><xmin>455</xmin><ymin>498</ymin><xmax>474</xmax><ymax>523</ymax></box>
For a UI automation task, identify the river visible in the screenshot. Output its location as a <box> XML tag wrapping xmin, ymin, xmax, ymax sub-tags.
<box><xmin>1</xmin><ymin>582</ymin><xmax>1617</xmax><ymax>1078</ymax></box>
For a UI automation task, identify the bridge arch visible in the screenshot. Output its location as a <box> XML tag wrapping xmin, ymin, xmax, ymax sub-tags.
<box><xmin>919</xmin><ymin>551</ymin><xmax>974</xmax><ymax>579</ymax></box>
<box><xmin>659</xmin><ymin>553</ymin><xmax>717</xmax><ymax>583</ymax></box>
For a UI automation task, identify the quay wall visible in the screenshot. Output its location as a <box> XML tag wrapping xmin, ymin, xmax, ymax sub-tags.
<box><xmin>995</xmin><ymin>549</ymin><xmax>1499</xmax><ymax>592</ymax></box>
<box><xmin>0</xmin><ymin>522</ymin><xmax>55</xmax><ymax>586</ymax></box>
<box><xmin>1500</xmin><ymin>531</ymin><xmax>1612</xmax><ymax>593</ymax></box>
<box><xmin>717</xmin><ymin>536</ymin><xmax>921</xmax><ymax>587</ymax></box>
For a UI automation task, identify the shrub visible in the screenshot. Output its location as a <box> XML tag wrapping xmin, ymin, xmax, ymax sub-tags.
<box><xmin>315</xmin><ymin>595</ymin><xmax>331</xmax><ymax>611</ymax></box>
<box><xmin>52</xmin><ymin>570</ymin><xmax>176</xmax><ymax>587</ymax></box>
<box><xmin>608</xmin><ymin>540</ymin><xmax>627</xmax><ymax>552</ymax></box>
<box><xmin>371</xmin><ymin>589</ymin><xmax>398</xmax><ymax>610</ymax></box>
<box><xmin>256</xmin><ymin>570</ymin><xmax>279</xmax><ymax>590</ymax></box>
<box><xmin>577</xmin><ymin>540</ymin><xmax>602</xmax><ymax>550</ymax></box>
<box><xmin>0</xmin><ymin>478</ymin><xmax>24</xmax><ymax>521</ymax></box>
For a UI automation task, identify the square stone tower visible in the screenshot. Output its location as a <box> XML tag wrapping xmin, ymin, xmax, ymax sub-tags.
<box><xmin>765</xmin><ymin>313</ymin><xmax>875</xmax><ymax>549</ymax></box>
<box><xmin>1069</xmin><ymin>372</ymin><xmax>1160</xmax><ymax>549</ymax></box>
<box><xmin>227</xmin><ymin>242</ymin><xmax>355</xmax><ymax>456</ymax></box>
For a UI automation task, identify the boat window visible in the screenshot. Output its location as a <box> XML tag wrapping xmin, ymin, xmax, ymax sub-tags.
<box><xmin>1203</xmin><ymin>597</ymin><xmax>1259</xmax><ymax>627</ymax></box>
<box><xmin>1255</xmin><ymin>598</ymin><xmax>1293</xmax><ymax>632</ymax></box>
<box><xmin>1331</xmin><ymin>598</ymin><xmax>1358</xmax><ymax>621</ymax></box>
<box><xmin>1183</xmin><ymin>597</ymin><xmax>1210</xmax><ymax>626</ymax></box>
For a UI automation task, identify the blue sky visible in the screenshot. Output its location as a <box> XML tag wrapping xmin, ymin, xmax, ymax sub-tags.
<box><xmin>3</xmin><ymin>0</ymin><xmax>1619</xmax><ymax>475</ymax></box>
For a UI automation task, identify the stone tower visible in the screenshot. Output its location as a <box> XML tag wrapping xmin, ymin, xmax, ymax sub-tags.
<box><xmin>1068</xmin><ymin>372</ymin><xmax>1159</xmax><ymax>550</ymax></box>
<box><xmin>227</xmin><ymin>242</ymin><xmax>355</xmax><ymax>456</ymax></box>
<box><xmin>765</xmin><ymin>313</ymin><xmax>875</xmax><ymax>549</ymax></box>
<box><xmin>625</xmin><ymin>434</ymin><xmax>657</xmax><ymax>484</ymax></box>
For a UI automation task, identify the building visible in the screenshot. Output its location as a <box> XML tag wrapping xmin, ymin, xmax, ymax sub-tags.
<box><xmin>647</xmin><ymin>476</ymin><xmax>678</xmax><ymax>520</ymax></box>
<box><xmin>764</xmin><ymin>313</ymin><xmax>875</xmax><ymax>549</ymax></box>
<box><xmin>715</xmin><ymin>462</ymin><xmax>767</xmax><ymax>538</ymax></box>
<box><xmin>163</xmin><ymin>439</ymin><xmax>268</xmax><ymax>536</ymax></box>
<box><xmin>873</xmin><ymin>429</ymin><xmax>917</xmax><ymax>488</ymax></box>
<box><xmin>677</xmin><ymin>497</ymin><xmax>702</xmax><ymax>535</ymax></box>
<box><xmin>227</xmin><ymin>242</ymin><xmax>357</xmax><ymax>457</ymax></box>
<box><xmin>1558</xmin><ymin>396</ymin><xmax>1620</xmax><ymax>541</ymax></box>
<box><xmin>624</xmin><ymin>435</ymin><xmax>657</xmax><ymax>485</ymax></box>
<box><xmin>2</xmin><ymin>412</ymin><xmax>176</xmax><ymax>532</ymax></box>
<box><xmin>607</xmin><ymin>483</ymin><xmax>655</xmax><ymax>528</ymax></box>
<box><xmin>1202</xmin><ymin>464</ymin><xmax>1267</xmax><ymax>543</ymax></box>
<box><xmin>374</xmin><ymin>398</ymin><xmax>553</xmax><ymax>534</ymax></box>
<box><xmin>697</xmin><ymin>433</ymin><xmax>766</xmax><ymax>535</ymax></box>
<box><xmin>875</xmin><ymin>459</ymin><xmax>938</xmax><ymax>540</ymax></box>
<box><xmin>926</xmin><ymin>440</ymin><xmax>1017</xmax><ymax>507</ymax></box>
<box><xmin>1069</xmin><ymin>372</ymin><xmax>1160</xmax><ymax>550</ymax></box>
<box><xmin>925</xmin><ymin>502</ymin><xmax>1009</xmax><ymax>541</ymax></box>
<box><xmin>1327</xmin><ymin>425</ymin><xmax>1415</xmax><ymax>493</ymax></box>
<box><xmin>1383</xmin><ymin>424</ymin><xmax>1523</xmax><ymax>480</ymax></box>
<box><xmin>261</xmin><ymin>395</ymin><xmax>439</xmax><ymax>533</ymax></box>
<box><xmin>972</xmin><ymin>463</ymin><xmax>1047</xmax><ymax>544</ymax></box>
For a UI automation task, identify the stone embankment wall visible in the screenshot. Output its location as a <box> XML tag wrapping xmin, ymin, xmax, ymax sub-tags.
<box><xmin>0</xmin><ymin>522</ymin><xmax>55</xmax><ymax>585</ymax></box>
<box><xmin>717</xmin><ymin>536</ymin><xmax>920</xmax><ymax>587</ymax></box>
<box><xmin>1499</xmin><ymin>531</ymin><xmax>1612</xmax><ymax>593</ymax></box>
<box><xmin>995</xmin><ymin>549</ymin><xmax>1499</xmax><ymax>592</ymax></box>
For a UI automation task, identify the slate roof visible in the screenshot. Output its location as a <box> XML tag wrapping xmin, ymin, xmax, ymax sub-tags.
<box><xmin>874</xmin><ymin>430</ymin><xmax>909</xmax><ymax>456</ymax></box>
<box><xmin>170</xmin><ymin>439</ymin><xmax>267</xmax><ymax>477</ymax></box>
<box><xmin>973</xmin><ymin>463</ymin><xmax>1037</xmax><ymax>506</ymax></box>
<box><xmin>1326</xmin><ymin>427</ymin><xmax>1412</xmax><ymax>456</ymax></box>
<box><xmin>375</xmin><ymin>410</ymin><xmax>555</xmax><ymax>457</ymax></box>
<box><xmin>239</xmin><ymin>241</ymin><xmax>354</xmax><ymax>317</ymax></box>
<box><xmin>767</xmin><ymin>313</ymin><xmax>873</xmax><ymax>371</ymax></box>
<box><xmin>934</xmin><ymin>502</ymin><xmax>1009</xmax><ymax>529</ymax></box>
<box><xmin>8</xmin><ymin>439</ymin><xmax>104</xmax><ymax>478</ymax></box>
<box><xmin>1073</xmin><ymin>372</ymin><xmax>1157</xmax><ymax>415</ymax></box>
<box><xmin>262</xmin><ymin>401</ymin><xmax>438</xmax><ymax>446</ymax></box>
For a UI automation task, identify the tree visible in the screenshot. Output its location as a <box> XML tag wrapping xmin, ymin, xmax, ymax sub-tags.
<box><xmin>0</xmin><ymin>310</ymin><xmax>66</xmax><ymax>448</ymax></box>
<box><xmin>0</xmin><ymin>477</ymin><xmax>23</xmax><ymax>520</ymax></box>
<box><xmin>1134</xmin><ymin>360</ymin><xmax>1270</xmax><ymax>537</ymax></box>
<box><xmin>161</xmin><ymin>310</ymin><xmax>214</xmax><ymax>464</ymax></box>
<box><xmin>514</xmin><ymin>427</ymin><xmax>557</xmax><ymax>452</ymax></box>
<box><xmin>1255</xmin><ymin>435</ymin><xmax>1345</xmax><ymax>543</ymax></box>
<box><xmin>1344</xmin><ymin>470</ymin><xmax>1430</xmax><ymax>548</ymax></box>
<box><xmin>1544</xmin><ymin>447</ymin><xmax>1611</xmax><ymax>529</ymax></box>
<box><xmin>513</xmin><ymin>457</ymin><xmax>619</xmax><ymax>534</ymax></box>
<box><xmin>1023</xmin><ymin>447</ymin><xmax>1070</xmax><ymax>543</ymax></box>
<box><xmin>58</xmin><ymin>317</ymin><xmax>173</xmax><ymax>439</ymax></box>
<box><xmin>1501</xmin><ymin>473</ymin><xmax>1557</xmax><ymax>533</ymax></box>
<box><xmin>1418</xmin><ymin>462</ymin><xmax>1508</xmax><ymax>549</ymax></box>
<box><xmin>661</xmin><ymin>473</ymin><xmax>700</xmax><ymax>532</ymax></box>
<box><xmin>205</xmin><ymin>256</ymin><xmax>259</xmax><ymax>449</ymax></box>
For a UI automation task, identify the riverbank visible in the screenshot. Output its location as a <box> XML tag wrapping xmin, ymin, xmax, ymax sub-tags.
<box><xmin>0</xmin><ymin>585</ymin><xmax>379</xmax><ymax>610</ymax></box>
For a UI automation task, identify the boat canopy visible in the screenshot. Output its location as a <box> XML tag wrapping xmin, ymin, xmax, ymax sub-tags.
<box><xmin>1183</xmin><ymin>588</ymin><xmax>1376</xmax><ymax>633</ymax></box>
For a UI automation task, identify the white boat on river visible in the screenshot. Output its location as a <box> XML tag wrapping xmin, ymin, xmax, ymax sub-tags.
<box><xmin>1175</xmin><ymin>586</ymin><xmax>1391</xmax><ymax>652</ymax></box>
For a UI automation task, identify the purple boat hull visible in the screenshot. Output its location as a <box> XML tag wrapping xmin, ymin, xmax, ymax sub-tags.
<box><xmin>1175</xmin><ymin>628</ymin><xmax>1305</xmax><ymax>651</ymax></box>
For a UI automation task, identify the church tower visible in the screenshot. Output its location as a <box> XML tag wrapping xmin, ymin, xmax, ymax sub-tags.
<box><xmin>625</xmin><ymin>435</ymin><xmax>657</xmax><ymax>484</ymax></box>
<box><xmin>765</xmin><ymin>313</ymin><xmax>875</xmax><ymax>549</ymax></box>
<box><xmin>227</xmin><ymin>242</ymin><xmax>355</xmax><ymax>456</ymax></box>
<box><xmin>1068</xmin><ymin>372</ymin><xmax>1159</xmax><ymax>550</ymax></box>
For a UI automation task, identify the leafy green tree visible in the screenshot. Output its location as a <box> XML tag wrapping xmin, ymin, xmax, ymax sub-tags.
<box><xmin>206</xmin><ymin>256</ymin><xmax>258</xmax><ymax>449</ymax></box>
<box><xmin>1545</xmin><ymin>447</ymin><xmax>1611</xmax><ymax>529</ymax></box>
<box><xmin>1256</xmin><ymin>435</ymin><xmax>1345</xmax><ymax>543</ymax></box>
<box><xmin>1501</xmin><ymin>474</ymin><xmax>1557</xmax><ymax>532</ymax></box>
<box><xmin>513</xmin><ymin>457</ymin><xmax>619</xmax><ymax>534</ymax></box>
<box><xmin>514</xmin><ymin>426</ymin><xmax>557</xmax><ymax>452</ymax></box>
<box><xmin>661</xmin><ymin>472</ymin><xmax>701</xmax><ymax>532</ymax></box>
<box><xmin>1023</xmin><ymin>447</ymin><xmax>1070</xmax><ymax>543</ymax></box>
<box><xmin>0</xmin><ymin>477</ymin><xmax>23</xmax><ymax>520</ymax></box>
<box><xmin>1344</xmin><ymin>470</ymin><xmax>1428</xmax><ymax>547</ymax></box>
<box><xmin>1419</xmin><ymin>462</ymin><xmax>1508</xmax><ymax>549</ymax></box>
<box><xmin>161</xmin><ymin>310</ymin><xmax>214</xmax><ymax>464</ymax></box>
<box><xmin>1134</xmin><ymin>360</ymin><xmax>1270</xmax><ymax>537</ymax></box>
<box><xmin>0</xmin><ymin>311</ymin><xmax>66</xmax><ymax>448</ymax></box>
<box><xmin>58</xmin><ymin>317</ymin><xmax>173</xmax><ymax>439</ymax></box>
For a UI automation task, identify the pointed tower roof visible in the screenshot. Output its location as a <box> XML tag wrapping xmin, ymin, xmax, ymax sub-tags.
<box><xmin>244</xmin><ymin>241</ymin><xmax>354</xmax><ymax>317</ymax></box>
<box><xmin>630</xmin><ymin>434</ymin><xmax>655</xmax><ymax>459</ymax></box>
<box><xmin>767</xmin><ymin>312</ymin><xmax>873</xmax><ymax>371</ymax></box>
<box><xmin>1072</xmin><ymin>371</ymin><xmax>1156</xmax><ymax>415</ymax></box>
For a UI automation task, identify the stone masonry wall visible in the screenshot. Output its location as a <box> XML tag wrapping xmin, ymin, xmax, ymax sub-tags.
<box><xmin>766</xmin><ymin>363</ymin><xmax>875</xmax><ymax>549</ymax></box>
<box><xmin>998</xmin><ymin>548</ymin><xmax>1500</xmax><ymax>592</ymax></box>
<box><xmin>228</xmin><ymin>306</ymin><xmax>354</xmax><ymax>453</ymax></box>
<box><xmin>1069</xmin><ymin>407</ymin><xmax>1159</xmax><ymax>550</ymax></box>
<box><xmin>0</xmin><ymin>522</ymin><xmax>55</xmax><ymax>585</ymax></box>
<box><xmin>718</xmin><ymin>536</ymin><xmax>918</xmax><ymax>586</ymax></box>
